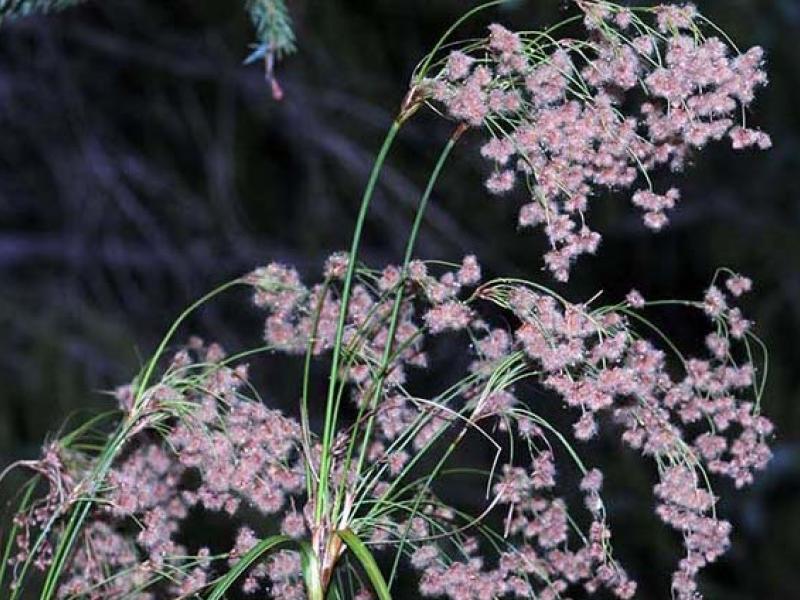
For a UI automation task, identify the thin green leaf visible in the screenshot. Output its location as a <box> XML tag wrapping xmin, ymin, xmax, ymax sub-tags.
<box><xmin>337</xmin><ymin>529</ymin><xmax>391</xmax><ymax>600</ymax></box>
<box><xmin>299</xmin><ymin>541</ymin><xmax>323</xmax><ymax>600</ymax></box>
<box><xmin>206</xmin><ymin>535</ymin><xmax>291</xmax><ymax>600</ymax></box>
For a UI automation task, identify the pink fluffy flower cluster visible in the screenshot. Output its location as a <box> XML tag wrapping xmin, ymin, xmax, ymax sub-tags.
<box><xmin>6</xmin><ymin>254</ymin><xmax>771</xmax><ymax>600</ymax></box>
<box><xmin>422</xmin><ymin>1</ymin><xmax>770</xmax><ymax>281</ymax></box>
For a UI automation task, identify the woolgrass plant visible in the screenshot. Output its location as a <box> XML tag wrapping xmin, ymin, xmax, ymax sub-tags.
<box><xmin>0</xmin><ymin>1</ymin><xmax>775</xmax><ymax>599</ymax></box>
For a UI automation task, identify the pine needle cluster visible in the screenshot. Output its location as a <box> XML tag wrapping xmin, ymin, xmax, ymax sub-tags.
<box><xmin>0</xmin><ymin>0</ymin><xmax>296</xmax><ymax>57</ymax></box>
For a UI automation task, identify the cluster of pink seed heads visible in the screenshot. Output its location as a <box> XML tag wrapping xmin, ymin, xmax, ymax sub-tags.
<box><xmin>1</xmin><ymin>2</ymin><xmax>774</xmax><ymax>600</ymax></box>
<box><xmin>5</xmin><ymin>254</ymin><xmax>771</xmax><ymax>600</ymax></box>
<box><xmin>424</xmin><ymin>0</ymin><xmax>770</xmax><ymax>281</ymax></box>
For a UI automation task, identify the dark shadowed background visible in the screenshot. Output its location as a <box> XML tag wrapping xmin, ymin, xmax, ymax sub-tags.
<box><xmin>1</xmin><ymin>0</ymin><xmax>798</xmax><ymax>598</ymax></box>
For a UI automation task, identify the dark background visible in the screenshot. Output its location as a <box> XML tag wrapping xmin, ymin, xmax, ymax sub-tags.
<box><xmin>0</xmin><ymin>0</ymin><xmax>798</xmax><ymax>597</ymax></box>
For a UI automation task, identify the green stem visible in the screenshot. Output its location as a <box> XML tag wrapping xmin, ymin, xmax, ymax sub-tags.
<box><xmin>315</xmin><ymin>119</ymin><xmax>403</xmax><ymax>524</ymax></box>
<box><xmin>301</xmin><ymin>279</ymin><xmax>334</xmax><ymax>497</ymax></box>
<box><xmin>333</xmin><ymin>127</ymin><xmax>465</xmax><ymax>524</ymax></box>
<box><xmin>413</xmin><ymin>0</ymin><xmax>508</xmax><ymax>82</ymax></box>
<box><xmin>385</xmin><ymin>353</ymin><xmax>524</xmax><ymax>588</ymax></box>
<box><xmin>135</xmin><ymin>279</ymin><xmax>243</xmax><ymax>406</ymax></box>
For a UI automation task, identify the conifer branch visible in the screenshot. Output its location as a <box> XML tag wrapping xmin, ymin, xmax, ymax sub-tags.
<box><xmin>0</xmin><ymin>0</ymin><xmax>85</xmax><ymax>23</ymax></box>
<box><xmin>0</xmin><ymin>0</ymin><xmax>298</xmax><ymax>63</ymax></box>
<box><xmin>245</xmin><ymin>0</ymin><xmax>296</xmax><ymax>57</ymax></box>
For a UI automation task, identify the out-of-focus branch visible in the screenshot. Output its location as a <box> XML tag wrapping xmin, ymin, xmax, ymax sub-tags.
<box><xmin>0</xmin><ymin>0</ymin><xmax>85</xmax><ymax>24</ymax></box>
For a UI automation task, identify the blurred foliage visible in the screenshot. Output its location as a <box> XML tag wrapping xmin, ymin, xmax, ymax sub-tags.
<box><xmin>1</xmin><ymin>0</ymin><xmax>296</xmax><ymax>56</ymax></box>
<box><xmin>246</xmin><ymin>0</ymin><xmax>295</xmax><ymax>55</ymax></box>
<box><xmin>0</xmin><ymin>0</ymin><xmax>86</xmax><ymax>23</ymax></box>
<box><xmin>0</xmin><ymin>0</ymin><xmax>798</xmax><ymax>597</ymax></box>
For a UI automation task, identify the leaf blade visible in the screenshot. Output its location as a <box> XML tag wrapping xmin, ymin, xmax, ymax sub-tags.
<box><xmin>337</xmin><ymin>529</ymin><xmax>391</xmax><ymax>600</ymax></box>
<box><xmin>206</xmin><ymin>535</ymin><xmax>291</xmax><ymax>600</ymax></box>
